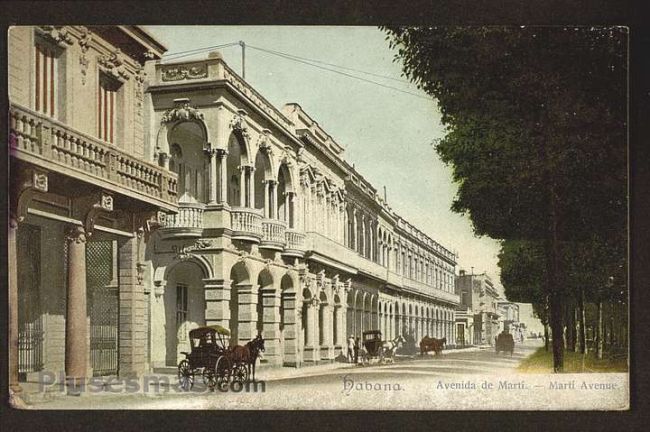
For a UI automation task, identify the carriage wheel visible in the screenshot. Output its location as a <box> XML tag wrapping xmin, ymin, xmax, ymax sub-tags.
<box><xmin>232</xmin><ymin>363</ymin><xmax>249</xmax><ymax>384</ymax></box>
<box><xmin>202</xmin><ymin>368</ymin><xmax>217</xmax><ymax>390</ymax></box>
<box><xmin>178</xmin><ymin>359</ymin><xmax>194</xmax><ymax>391</ymax></box>
<box><xmin>215</xmin><ymin>356</ymin><xmax>232</xmax><ymax>388</ymax></box>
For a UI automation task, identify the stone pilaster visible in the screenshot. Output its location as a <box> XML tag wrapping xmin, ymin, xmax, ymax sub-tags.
<box><xmin>236</xmin><ymin>283</ymin><xmax>258</xmax><ymax>344</ymax></box>
<box><xmin>281</xmin><ymin>291</ymin><xmax>300</xmax><ymax>367</ymax></box>
<box><xmin>302</xmin><ymin>298</ymin><xmax>320</xmax><ymax>363</ymax></box>
<box><xmin>118</xmin><ymin>234</ymin><xmax>146</xmax><ymax>378</ymax></box>
<box><xmin>260</xmin><ymin>288</ymin><xmax>282</xmax><ymax>365</ymax></box>
<box><xmin>204</xmin><ymin>279</ymin><xmax>231</xmax><ymax>328</ymax></box>
<box><xmin>319</xmin><ymin>304</ymin><xmax>334</xmax><ymax>361</ymax></box>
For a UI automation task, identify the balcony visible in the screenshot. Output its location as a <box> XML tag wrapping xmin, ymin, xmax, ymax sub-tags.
<box><xmin>160</xmin><ymin>202</ymin><xmax>204</xmax><ymax>239</ymax></box>
<box><xmin>230</xmin><ymin>207</ymin><xmax>263</xmax><ymax>242</ymax></box>
<box><xmin>399</xmin><ymin>274</ymin><xmax>461</xmax><ymax>305</ymax></box>
<box><xmin>260</xmin><ymin>218</ymin><xmax>287</xmax><ymax>251</ymax></box>
<box><xmin>283</xmin><ymin>229</ymin><xmax>306</xmax><ymax>257</ymax></box>
<box><xmin>9</xmin><ymin>104</ymin><xmax>178</xmax><ymax>211</ymax></box>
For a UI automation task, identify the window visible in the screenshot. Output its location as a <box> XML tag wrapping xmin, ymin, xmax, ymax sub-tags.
<box><xmin>34</xmin><ymin>42</ymin><xmax>59</xmax><ymax>117</ymax></box>
<box><xmin>98</xmin><ymin>74</ymin><xmax>120</xmax><ymax>143</ymax></box>
<box><xmin>176</xmin><ymin>284</ymin><xmax>188</xmax><ymax>339</ymax></box>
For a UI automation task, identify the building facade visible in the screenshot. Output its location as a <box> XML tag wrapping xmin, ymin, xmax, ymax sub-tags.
<box><xmin>9</xmin><ymin>26</ymin><xmax>459</xmax><ymax>388</ymax></box>
<box><xmin>455</xmin><ymin>270</ymin><xmax>500</xmax><ymax>346</ymax></box>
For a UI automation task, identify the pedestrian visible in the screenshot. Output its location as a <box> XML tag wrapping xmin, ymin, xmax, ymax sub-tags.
<box><xmin>354</xmin><ymin>337</ymin><xmax>360</xmax><ymax>364</ymax></box>
<box><xmin>347</xmin><ymin>335</ymin><xmax>355</xmax><ymax>363</ymax></box>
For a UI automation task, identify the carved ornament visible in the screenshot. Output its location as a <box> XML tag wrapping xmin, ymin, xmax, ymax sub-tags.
<box><xmin>161</xmin><ymin>99</ymin><xmax>204</xmax><ymax>124</ymax></box>
<box><xmin>98</xmin><ymin>48</ymin><xmax>130</xmax><ymax>81</ymax></box>
<box><xmin>161</xmin><ymin>63</ymin><xmax>208</xmax><ymax>81</ymax></box>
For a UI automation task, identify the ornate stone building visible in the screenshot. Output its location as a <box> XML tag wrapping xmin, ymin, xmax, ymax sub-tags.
<box><xmin>8</xmin><ymin>26</ymin><xmax>172</xmax><ymax>391</ymax></box>
<box><xmin>455</xmin><ymin>270</ymin><xmax>501</xmax><ymax>346</ymax></box>
<box><xmin>9</xmin><ymin>26</ymin><xmax>459</xmax><ymax>388</ymax></box>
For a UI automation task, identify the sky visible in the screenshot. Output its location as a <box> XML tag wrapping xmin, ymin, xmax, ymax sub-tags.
<box><xmin>146</xmin><ymin>26</ymin><xmax>505</xmax><ymax>294</ymax></box>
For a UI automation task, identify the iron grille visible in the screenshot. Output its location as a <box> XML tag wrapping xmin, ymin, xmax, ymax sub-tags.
<box><xmin>86</xmin><ymin>241</ymin><xmax>119</xmax><ymax>376</ymax></box>
<box><xmin>18</xmin><ymin>224</ymin><xmax>44</xmax><ymax>375</ymax></box>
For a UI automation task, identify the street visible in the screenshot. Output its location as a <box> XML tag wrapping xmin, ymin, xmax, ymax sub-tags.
<box><xmin>33</xmin><ymin>341</ymin><xmax>544</xmax><ymax>410</ymax></box>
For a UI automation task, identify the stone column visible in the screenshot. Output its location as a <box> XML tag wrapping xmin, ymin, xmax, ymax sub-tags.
<box><xmin>334</xmin><ymin>304</ymin><xmax>344</xmax><ymax>351</ymax></box>
<box><xmin>261</xmin><ymin>288</ymin><xmax>282</xmax><ymax>365</ymax></box>
<box><xmin>205</xmin><ymin>146</ymin><xmax>218</xmax><ymax>204</ymax></box>
<box><xmin>217</xmin><ymin>149</ymin><xmax>228</xmax><ymax>204</ymax></box>
<box><xmin>281</xmin><ymin>291</ymin><xmax>300</xmax><ymax>367</ymax></box>
<box><xmin>236</xmin><ymin>283</ymin><xmax>258</xmax><ymax>343</ymax></box>
<box><xmin>247</xmin><ymin>166</ymin><xmax>255</xmax><ymax>208</ymax></box>
<box><xmin>238</xmin><ymin>166</ymin><xmax>246</xmax><ymax>207</ymax></box>
<box><xmin>8</xmin><ymin>216</ymin><xmax>20</xmax><ymax>393</ymax></box>
<box><xmin>204</xmin><ymin>279</ymin><xmax>231</xmax><ymax>328</ymax></box>
<box><xmin>65</xmin><ymin>226</ymin><xmax>88</xmax><ymax>393</ymax></box>
<box><xmin>118</xmin><ymin>234</ymin><xmax>146</xmax><ymax>378</ymax></box>
<box><xmin>320</xmin><ymin>303</ymin><xmax>334</xmax><ymax>360</ymax></box>
<box><xmin>303</xmin><ymin>299</ymin><xmax>320</xmax><ymax>362</ymax></box>
<box><xmin>270</xmin><ymin>180</ymin><xmax>277</xmax><ymax>219</ymax></box>
<box><xmin>263</xmin><ymin>181</ymin><xmax>270</xmax><ymax>218</ymax></box>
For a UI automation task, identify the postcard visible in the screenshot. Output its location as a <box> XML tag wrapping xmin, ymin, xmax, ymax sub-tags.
<box><xmin>7</xmin><ymin>25</ymin><xmax>628</xmax><ymax>410</ymax></box>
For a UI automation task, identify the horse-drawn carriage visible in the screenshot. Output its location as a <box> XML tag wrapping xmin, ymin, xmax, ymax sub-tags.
<box><xmin>360</xmin><ymin>330</ymin><xmax>405</xmax><ymax>365</ymax></box>
<box><xmin>495</xmin><ymin>331</ymin><xmax>515</xmax><ymax>356</ymax></box>
<box><xmin>361</xmin><ymin>330</ymin><xmax>384</xmax><ymax>365</ymax></box>
<box><xmin>177</xmin><ymin>325</ymin><xmax>251</xmax><ymax>390</ymax></box>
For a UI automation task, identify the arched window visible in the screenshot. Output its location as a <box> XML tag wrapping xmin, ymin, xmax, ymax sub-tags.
<box><xmin>168</xmin><ymin>121</ymin><xmax>208</xmax><ymax>203</ymax></box>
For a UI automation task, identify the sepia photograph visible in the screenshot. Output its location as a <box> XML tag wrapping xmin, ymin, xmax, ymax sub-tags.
<box><xmin>7</xmin><ymin>24</ymin><xmax>628</xmax><ymax>411</ymax></box>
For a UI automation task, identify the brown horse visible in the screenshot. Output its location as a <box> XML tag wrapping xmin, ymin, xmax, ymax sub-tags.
<box><xmin>231</xmin><ymin>334</ymin><xmax>265</xmax><ymax>382</ymax></box>
<box><xmin>419</xmin><ymin>336</ymin><xmax>446</xmax><ymax>356</ymax></box>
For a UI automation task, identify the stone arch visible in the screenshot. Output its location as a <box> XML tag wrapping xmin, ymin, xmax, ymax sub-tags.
<box><xmin>254</xmin><ymin>147</ymin><xmax>274</xmax><ymax>213</ymax></box>
<box><xmin>154</xmin><ymin>253</ymin><xmax>215</xmax><ymax>288</ymax></box>
<box><xmin>277</xmin><ymin>163</ymin><xmax>295</xmax><ymax>226</ymax></box>
<box><xmin>228</xmin><ymin>260</ymin><xmax>254</xmax><ymax>345</ymax></box>
<box><xmin>155</xmin><ymin>114</ymin><xmax>210</xmax><ymax>166</ymax></box>
<box><xmin>167</xmin><ymin>120</ymin><xmax>210</xmax><ymax>203</ymax></box>
<box><xmin>256</xmin><ymin>268</ymin><xmax>275</xmax><ymax>335</ymax></box>
<box><xmin>161</xmin><ymin>259</ymin><xmax>208</xmax><ymax>366</ymax></box>
<box><xmin>226</xmin><ymin>131</ymin><xmax>251</xmax><ymax>207</ymax></box>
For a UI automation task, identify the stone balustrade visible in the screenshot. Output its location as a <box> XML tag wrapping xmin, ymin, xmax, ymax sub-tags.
<box><xmin>9</xmin><ymin>103</ymin><xmax>178</xmax><ymax>211</ymax></box>
<box><xmin>165</xmin><ymin>202</ymin><xmax>204</xmax><ymax>229</ymax></box>
<box><xmin>230</xmin><ymin>207</ymin><xmax>263</xmax><ymax>240</ymax></box>
<box><xmin>261</xmin><ymin>218</ymin><xmax>287</xmax><ymax>249</ymax></box>
<box><xmin>284</xmin><ymin>229</ymin><xmax>307</xmax><ymax>253</ymax></box>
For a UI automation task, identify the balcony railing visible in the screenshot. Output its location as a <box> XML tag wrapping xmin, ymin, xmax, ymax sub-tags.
<box><xmin>284</xmin><ymin>229</ymin><xmax>307</xmax><ymax>256</ymax></box>
<box><xmin>161</xmin><ymin>202</ymin><xmax>205</xmax><ymax>238</ymax></box>
<box><xmin>9</xmin><ymin>104</ymin><xmax>178</xmax><ymax>210</ymax></box>
<box><xmin>260</xmin><ymin>218</ymin><xmax>287</xmax><ymax>250</ymax></box>
<box><xmin>230</xmin><ymin>207</ymin><xmax>263</xmax><ymax>241</ymax></box>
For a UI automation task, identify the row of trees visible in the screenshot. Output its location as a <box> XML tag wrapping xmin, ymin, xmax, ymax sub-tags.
<box><xmin>384</xmin><ymin>26</ymin><xmax>627</xmax><ymax>371</ymax></box>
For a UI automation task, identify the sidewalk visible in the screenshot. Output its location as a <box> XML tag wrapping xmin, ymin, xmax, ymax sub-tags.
<box><xmin>12</xmin><ymin>345</ymin><xmax>483</xmax><ymax>407</ymax></box>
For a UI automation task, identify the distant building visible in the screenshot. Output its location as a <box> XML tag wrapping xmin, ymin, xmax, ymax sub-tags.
<box><xmin>497</xmin><ymin>300</ymin><xmax>524</xmax><ymax>342</ymax></box>
<box><xmin>455</xmin><ymin>270</ymin><xmax>500</xmax><ymax>345</ymax></box>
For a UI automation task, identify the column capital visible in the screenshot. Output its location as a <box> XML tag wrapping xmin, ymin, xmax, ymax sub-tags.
<box><xmin>216</xmin><ymin>148</ymin><xmax>229</xmax><ymax>158</ymax></box>
<box><xmin>66</xmin><ymin>226</ymin><xmax>87</xmax><ymax>244</ymax></box>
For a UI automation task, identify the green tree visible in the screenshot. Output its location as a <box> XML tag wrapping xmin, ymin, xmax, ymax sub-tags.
<box><xmin>385</xmin><ymin>26</ymin><xmax>627</xmax><ymax>371</ymax></box>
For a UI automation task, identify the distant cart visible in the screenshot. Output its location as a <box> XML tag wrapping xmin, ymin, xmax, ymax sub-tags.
<box><xmin>495</xmin><ymin>332</ymin><xmax>515</xmax><ymax>356</ymax></box>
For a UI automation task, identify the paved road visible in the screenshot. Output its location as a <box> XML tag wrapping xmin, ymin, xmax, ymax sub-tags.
<box><xmin>35</xmin><ymin>341</ymin><xmax>542</xmax><ymax>410</ymax></box>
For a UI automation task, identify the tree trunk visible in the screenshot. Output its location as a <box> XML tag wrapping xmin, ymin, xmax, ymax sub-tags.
<box><xmin>549</xmin><ymin>290</ymin><xmax>564</xmax><ymax>372</ymax></box>
<box><xmin>596</xmin><ymin>300</ymin><xmax>604</xmax><ymax>359</ymax></box>
<box><xmin>544</xmin><ymin>324</ymin><xmax>549</xmax><ymax>352</ymax></box>
<box><xmin>578</xmin><ymin>287</ymin><xmax>586</xmax><ymax>354</ymax></box>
